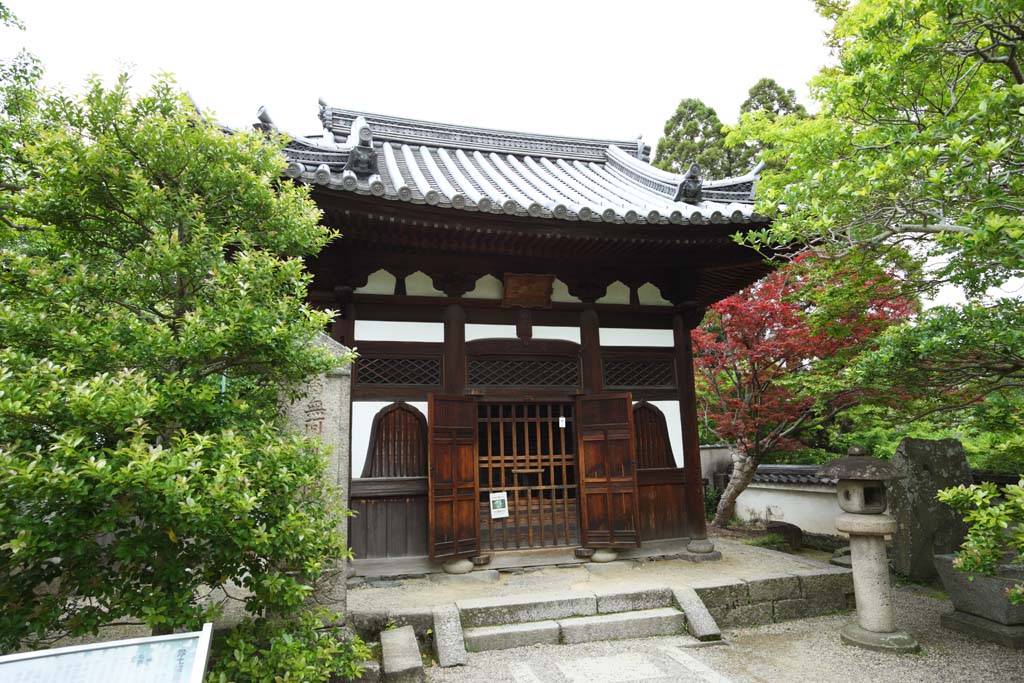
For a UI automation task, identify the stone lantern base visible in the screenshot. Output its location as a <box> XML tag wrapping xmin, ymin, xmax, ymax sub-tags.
<box><xmin>841</xmin><ymin>623</ymin><xmax>920</xmax><ymax>654</ymax></box>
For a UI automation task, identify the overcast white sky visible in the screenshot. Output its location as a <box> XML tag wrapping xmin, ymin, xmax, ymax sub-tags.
<box><xmin>2</xmin><ymin>0</ymin><xmax>832</xmax><ymax>144</ymax></box>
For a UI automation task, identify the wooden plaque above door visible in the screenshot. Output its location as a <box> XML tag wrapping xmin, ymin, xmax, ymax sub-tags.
<box><xmin>502</xmin><ymin>273</ymin><xmax>555</xmax><ymax>309</ymax></box>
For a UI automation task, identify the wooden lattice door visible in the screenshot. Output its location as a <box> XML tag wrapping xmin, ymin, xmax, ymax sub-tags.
<box><xmin>576</xmin><ymin>393</ymin><xmax>641</xmax><ymax>548</ymax></box>
<box><xmin>428</xmin><ymin>395</ymin><xmax>480</xmax><ymax>560</ymax></box>
<box><xmin>477</xmin><ymin>402</ymin><xmax>578</xmax><ymax>550</ymax></box>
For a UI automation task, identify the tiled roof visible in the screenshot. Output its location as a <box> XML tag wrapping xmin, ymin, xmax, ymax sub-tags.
<box><xmin>264</xmin><ymin>104</ymin><xmax>765</xmax><ymax>227</ymax></box>
<box><xmin>752</xmin><ymin>465</ymin><xmax>837</xmax><ymax>486</ymax></box>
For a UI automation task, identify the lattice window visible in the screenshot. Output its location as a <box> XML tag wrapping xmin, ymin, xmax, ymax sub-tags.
<box><xmin>356</xmin><ymin>356</ymin><xmax>441</xmax><ymax>386</ymax></box>
<box><xmin>603</xmin><ymin>359</ymin><xmax>675</xmax><ymax>388</ymax></box>
<box><xmin>469</xmin><ymin>358</ymin><xmax>579</xmax><ymax>387</ymax></box>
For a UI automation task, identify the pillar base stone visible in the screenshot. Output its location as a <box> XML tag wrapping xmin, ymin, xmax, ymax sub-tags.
<box><xmin>687</xmin><ymin>538</ymin><xmax>716</xmax><ymax>554</ymax></box>
<box><xmin>590</xmin><ymin>549</ymin><xmax>618</xmax><ymax>563</ymax></box>
<box><xmin>840</xmin><ymin>622</ymin><xmax>919</xmax><ymax>654</ymax></box>
<box><xmin>442</xmin><ymin>558</ymin><xmax>474</xmax><ymax>575</ymax></box>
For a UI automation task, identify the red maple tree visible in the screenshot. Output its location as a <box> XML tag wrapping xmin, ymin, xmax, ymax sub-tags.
<box><xmin>693</xmin><ymin>254</ymin><xmax>916</xmax><ymax>527</ymax></box>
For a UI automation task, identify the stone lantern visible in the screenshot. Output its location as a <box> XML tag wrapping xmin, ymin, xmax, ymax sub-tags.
<box><xmin>819</xmin><ymin>446</ymin><xmax>919</xmax><ymax>653</ymax></box>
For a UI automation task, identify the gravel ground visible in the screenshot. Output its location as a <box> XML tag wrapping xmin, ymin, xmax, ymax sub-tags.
<box><xmin>425</xmin><ymin>588</ymin><xmax>1024</xmax><ymax>683</ymax></box>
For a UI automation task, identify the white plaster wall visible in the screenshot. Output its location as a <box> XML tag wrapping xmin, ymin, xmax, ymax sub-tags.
<box><xmin>351</xmin><ymin>400</ymin><xmax>428</xmax><ymax>478</ymax></box>
<box><xmin>734</xmin><ymin>483</ymin><xmax>844</xmax><ymax>536</ymax></box>
<box><xmin>466</xmin><ymin>324</ymin><xmax>516</xmax><ymax>341</ymax></box>
<box><xmin>600</xmin><ymin>327</ymin><xmax>674</xmax><ymax>347</ymax></box>
<box><xmin>354</xmin><ymin>320</ymin><xmax>444</xmax><ymax>342</ymax></box>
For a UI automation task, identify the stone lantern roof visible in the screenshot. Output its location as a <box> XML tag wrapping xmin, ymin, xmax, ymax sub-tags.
<box><xmin>818</xmin><ymin>447</ymin><xmax>904</xmax><ymax>482</ymax></box>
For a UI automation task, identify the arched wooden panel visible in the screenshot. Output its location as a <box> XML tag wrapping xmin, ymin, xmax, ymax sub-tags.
<box><xmin>632</xmin><ymin>401</ymin><xmax>675</xmax><ymax>469</ymax></box>
<box><xmin>361</xmin><ymin>401</ymin><xmax>428</xmax><ymax>478</ymax></box>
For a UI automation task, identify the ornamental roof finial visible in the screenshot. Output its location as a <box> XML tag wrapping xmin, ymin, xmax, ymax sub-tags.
<box><xmin>673</xmin><ymin>163</ymin><xmax>703</xmax><ymax>204</ymax></box>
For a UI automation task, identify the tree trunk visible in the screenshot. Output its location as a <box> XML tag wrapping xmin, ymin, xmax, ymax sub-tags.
<box><xmin>712</xmin><ymin>453</ymin><xmax>759</xmax><ymax>528</ymax></box>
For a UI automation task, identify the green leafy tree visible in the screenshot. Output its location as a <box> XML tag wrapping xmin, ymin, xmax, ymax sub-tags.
<box><xmin>654</xmin><ymin>78</ymin><xmax>806</xmax><ymax>178</ymax></box>
<box><xmin>731</xmin><ymin>78</ymin><xmax>809</xmax><ymax>172</ymax></box>
<box><xmin>732</xmin><ymin>0</ymin><xmax>1024</xmax><ymax>423</ymax></box>
<box><xmin>0</xmin><ymin>72</ymin><xmax>354</xmax><ymax>651</ymax></box>
<box><xmin>653</xmin><ymin>98</ymin><xmax>735</xmax><ymax>177</ymax></box>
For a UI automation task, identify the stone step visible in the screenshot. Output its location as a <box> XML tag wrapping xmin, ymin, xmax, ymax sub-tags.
<box><xmin>464</xmin><ymin>620</ymin><xmax>562</xmax><ymax>652</ymax></box>
<box><xmin>463</xmin><ymin>608</ymin><xmax>687</xmax><ymax>652</ymax></box>
<box><xmin>593</xmin><ymin>586</ymin><xmax>674</xmax><ymax>614</ymax></box>
<box><xmin>380</xmin><ymin>625</ymin><xmax>423</xmax><ymax>683</ymax></box>
<box><xmin>559</xmin><ymin>607</ymin><xmax>686</xmax><ymax>644</ymax></box>
<box><xmin>456</xmin><ymin>591</ymin><xmax>596</xmax><ymax>628</ymax></box>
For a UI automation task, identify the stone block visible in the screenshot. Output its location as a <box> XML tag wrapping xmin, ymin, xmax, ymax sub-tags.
<box><xmin>457</xmin><ymin>591</ymin><xmax>596</xmax><ymax>628</ymax></box>
<box><xmin>431</xmin><ymin>604</ymin><xmax>467</xmax><ymax>668</ymax></box>
<box><xmin>889</xmin><ymin>438</ymin><xmax>971</xmax><ymax>582</ymax></box>
<box><xmin>747</xmin><ymin>574</ymin><xmax>801</xmax><ymax>603</ymax></box>
<box><xmin>941</xmin><ymin>609</ymin><xmax>1024</xmax><ymax>649</ymax></box>
<box><xmin>593</xmin><ymin>586</ymin><xmax>673</xmax><ymax>614</ymax></box>
<box><xmin>691</xmin><ymin>579</ymin><xmax>749</xmax><ymax>609</ymax></box>
<box><xmin>386</xmin><ymin>607</ymin><xmax>435</xmax><ymax>638</ymax></box>
<box><xmin>463</xmin><ymin>621</ymin><xmax>561</xmax><ymax>652</ymax></box>
<box><xmin>380</xmin><ymin>625</ymin><xmax>423</xmax><ymax>683</ymax></box>
<box><xmin>772</xmin><ymin>598</ymin><xmax>814</xmax><ymax>621</ymax></box>
<box><xmin>766</xmin><ymin>521</ymin><xmax>802</xmax><ymax>552</ymax></box>
<box><xmin>347</xmin><ymin>660</ymin><xmax>380</xmax><ymax>682</ymax></box>
<box><xmin>718</xmin><ymin>602</ymin><xmax>773</xmax><ymax>628</ymax></box>
<box><xmin>558</xmin><ymin>608</ymin><xmax>685</xmax><ymax>644</ymax></box>
<box><xmin>792</xmin><ymin>568</ymin><xmax>854</xmax><ymax>600</ymax></box>
<box><xmin>671</xmin><ymin>586</ymin><xmax>721</xmax><ymax>642</ymax></box>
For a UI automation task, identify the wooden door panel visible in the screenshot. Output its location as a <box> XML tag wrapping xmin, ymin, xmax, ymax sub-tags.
<box><xmin>576</xmin><ymin>393</ymin><xmax>641</xmax><ymax>548</ymax></box>
<box><xmin>428</xmin><ymin>395</ymin><xmax>480</xmax><ymax>560</ymax></box>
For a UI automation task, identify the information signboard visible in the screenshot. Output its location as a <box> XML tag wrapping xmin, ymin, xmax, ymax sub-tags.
<box><xmin>0</xmin><ymin>623</ymin><xmax>212</xmax><ymax>683</ymax></box>
<box><xmin>490</xmin><ymin>491</ymin><xmax>509</xmax><ymax>519</ymax></box>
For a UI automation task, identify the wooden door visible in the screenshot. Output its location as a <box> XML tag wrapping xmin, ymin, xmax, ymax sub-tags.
<box><xmin>428</xmin><ymin>395</ymin><xmax>480</xmax><ymax>560</ymax></box>
<box><xmin>576</xmin><ymin>393</ymin><xmax>641</xmax><ymax>548</ymax></box>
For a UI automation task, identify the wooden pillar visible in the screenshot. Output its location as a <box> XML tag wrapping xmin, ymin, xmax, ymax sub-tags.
<box><xmin>580</xmin><ymin>308</ymin><xmax>602</xmax><ymax>395</ymax></box>
<box><xmin>443</xmin><ymin>303</ymin><xmax>467</xmax><ymax>394</ymax></box>
<box><xmin>330</xmin><ymin>286</ymin><xmax>355</xmax><ymax>348</ymax></box>
<box><xmin>674</xmin><ymin>308</ymin><xmax>714</xmax><ymax>552</ymax></box>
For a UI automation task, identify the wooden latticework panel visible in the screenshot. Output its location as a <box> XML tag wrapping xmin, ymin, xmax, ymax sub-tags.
<box><xmin>633</xmin><ymin>401</ymin><xmax>675</xmax><ymax>469</ymax></box>
<box><xmin>468</xmin><ymin>358</ymin><xmax>579</xmax><ymax>387</ymax></box>
<box><xmin>357</xmin><ymin>356</ymin><xmax>441</xmax><ymax>386</ymax></box>
<box><xmin>603</xmin><ymin>358</ymin><xmax>675</xmax><ymax>388</ymax></box>
<box><xmin>361</xmin><ymin>402</ymin><xmax>428</xmax><ymax>478</ymax></box>
<box><xmin>477</xmin><ymin>403</ymin><xmax>578</xmax><ymax>550</ymax></box>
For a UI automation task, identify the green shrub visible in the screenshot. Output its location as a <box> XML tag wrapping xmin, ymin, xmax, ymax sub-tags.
<box><xmin>745</xmin><ymin>533</ymin><xmax>790</xmax><ymax>552</ymax></box>
<box><xmin>704</xmin><ymin>485</ymin><xmax>724</xmax><ymax>521</ymax></box>
<box><xmin>207</xmin><ymin>611</ymin><xmax>372</xmax><ymax>683</ymax></box>
<box><xmin>937</xmin><ymin>480</ymin><xmax>1024</xmax><ymax>604</ymax></box>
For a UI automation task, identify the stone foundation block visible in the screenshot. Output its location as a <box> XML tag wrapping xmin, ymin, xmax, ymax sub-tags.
<box><xmin>793</xmin><ymin>568</ymin><xmax>854</xmax><ymax>599</ymax></box>
<box><xmin>941</xmin><ymin>610</ymin><xmax>1024</xmax><ymax>649</ymax></box>
<box><xmin>748</xmin><ymin>575</ymin><xmax>801</xmax><ymax>603</ymax></box>
<box><xmin>772</xmin><ymin>598</ymin><xmax>814</xmax><ymax>621</ymax></box>
<box><xmin>717</xmin><ymin>602</ymin><xmax>773</xmax><ymax>628</ymax></box>
<box><xmin>691</xmin><ymin>579</ymin><xmax>749</xmax><ymax>609</ymax></box>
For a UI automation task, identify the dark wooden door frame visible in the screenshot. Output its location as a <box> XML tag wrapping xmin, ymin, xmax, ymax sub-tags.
<box><xmin>575</xmin><ymin>392</ymin><xmax>642</xmax><ymax>549</ymax></box>
<box><xmin>427</xmin><ymin>394</ymin><xmax>480</xmax><ymax>560</ymax></box>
